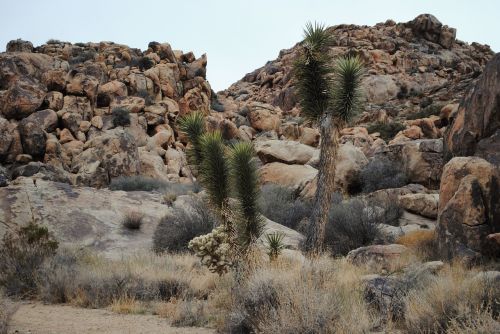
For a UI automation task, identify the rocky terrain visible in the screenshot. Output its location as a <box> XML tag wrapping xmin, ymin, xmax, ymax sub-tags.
<box><xmin>0</xmin><ymin>13</ymin><xmax>499</xmax><ymax>334</ymax></box>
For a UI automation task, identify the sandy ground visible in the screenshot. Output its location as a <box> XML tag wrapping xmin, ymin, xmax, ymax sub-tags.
<box><xmin>8</xmin><ymin>302</ymin><xmax>215</xmax><ymax>334</ymax></box>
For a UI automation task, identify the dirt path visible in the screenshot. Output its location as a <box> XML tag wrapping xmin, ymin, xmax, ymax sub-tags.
<box><xmin>9</xmin><ymin>302</ymin><xmax>215</xmax><ymax>334</ymax></box>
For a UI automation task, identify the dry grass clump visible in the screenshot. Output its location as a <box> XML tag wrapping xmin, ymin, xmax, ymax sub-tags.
<box><xmin>215</xmin><ymin>255</ymin><xmax>373</xmax><ymax>333</ymax></box>
<box><xmin>396</xmin><ymin>230</ymin><xmax>440</xmax><ymax>261</ymax></box>
<box><xmin>403</xmin><ymin>264</ymin><xmax>499</xmax><ymax>333</ymax></box>
<box><xmin>38</xmin><ymin>249</ymin><xmax>217</xmax><ymax>310</ymax></box>
<box><xmin>121</xmin><ymin>210</ymin><xmax>144</xmax><ymax>230</ymax></box>
<box><xmin>0</xmin><ymin>295</ymin><xmax>17</xmax><ymax>334</ymax></box>
<box><xmin>110</xmin><ymin>296</ymin><xmax>147</xmax><ymax>315</ymax></box>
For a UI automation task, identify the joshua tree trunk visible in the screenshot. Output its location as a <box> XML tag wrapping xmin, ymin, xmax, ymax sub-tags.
<box><xmin>304</xmin><ymin>114</ymin><xmax>341</xmax><ymax>253</ymax></box>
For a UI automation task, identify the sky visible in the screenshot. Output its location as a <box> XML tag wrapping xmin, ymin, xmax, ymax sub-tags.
<box><xmin>1</xmin><ymin>1</ymin><xmax>498</xmax><ymax>91</ymax></box>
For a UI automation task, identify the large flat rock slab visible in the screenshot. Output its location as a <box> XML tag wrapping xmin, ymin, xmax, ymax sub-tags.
<box><xmin>0</xmin><ymin>177</ymin><xmax>170</xmax><ymax>258</ymax></box>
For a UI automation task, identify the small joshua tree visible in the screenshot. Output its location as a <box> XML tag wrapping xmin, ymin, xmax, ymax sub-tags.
<box><xmin>179</xmin><ymin>113</ymin><xmax>263</xmax><ymax>274</ymax></box>
<box><xmin>294</xmin><ymin>22</ymin><xmax>364</xmax><ymax>253</ymax></box>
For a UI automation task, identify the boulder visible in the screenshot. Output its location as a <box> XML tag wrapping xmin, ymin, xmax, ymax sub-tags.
<box><xmin>6</xmin><ymin>39</ymin><xmax>33</xmax><ymax>52</ymax></box>
<box><xmin>18</xmin><ymin>118</ymin><xmax>46</xmax><ymax>159</ymax></box>
<box><xmin>1</xmin><ymin>79</ymin><xmax>46</xmax><ymax>119</ymax></box>
<box><xmin>375</xmin><ymin>139</ymin><xmax>444</xmax><ymax>189</ymax></box>
<box><xmin>347</xmin><ymin>244</ymin><xmax>408</xmax><ymax>267</ymax></box>
<box><xmin>247</xmin><ymin>102</ymin><xmax>281</xmax><ymax>131</ymax></box>
<box><xmin>0</xmin><ymin>177</ymin><xmax>169</xmax><ymax>258</ymax></box>
<box><xmin>65</xmin><ymin>72</ymin><xmax>99</xmax><ymax>103</ymax></box>
<box><xmin>72</xmin><ymin>129</ymin><xmax>140</xmax><ymax>187</ymax></box>
<box><xmin>254</xmin><ymin>139</ymin><xmax>318</xmax><ymax>165</ymax></box>
<box><xmin>260</xmin><ymin>162</ymin><xmax>317</xmax><ymax>193</ymax></box>
<box><xmin>363</xmin><ymin>75</ymin><xmax>398</xmax><ymax>104</ymax></box>
<box><xmin>408</xmin><ymin>14</ymin><xmax>456</xmax><ymax>49</ymax></box>
<box><xmin>399</xmin><ymin>193</ymin><xmax>439</xmax><ymax>219</ymax></box>
<box><xmin>445</xmin><ymin>53</ymin><xmax>500</xmax><ymax>165</ymax></box>
<box><xmin>437</xmin><ymin>157</ymin><xmax>500</xmax><ymax>259</ymax></box>
<box><xmin>97</xmin><ymin>80</ymin><xmax>127</xmax><ymax>107</ymax></box>
<box><xmin>43</xmin><ymin>91</ymin><xmax>64</xmax><ymax>111</ymax></box>
<box><xmin>138</xmin><ymin>148</ymin><xmax>169</xmax><ymax>181</ymax></box>
<box><xmin>110</xmin><ymin>96</ymin><xmax>145</xmax><ymax>113</ymax></box>
<box><xmin>61</xmin><ymin>94</ymin><xmax>92</xmax><ymax>117</ymax></box>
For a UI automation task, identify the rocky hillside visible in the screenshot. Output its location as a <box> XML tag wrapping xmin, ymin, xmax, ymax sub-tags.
<box><xmin>220</xmin><ymin>14</ymin><xmax>493</xmax><ymax>125</ymax></box>
<box><xmin>0</xmin><ymin>39</ymin><xmax>211</xmax><ymax>187</ymax></box>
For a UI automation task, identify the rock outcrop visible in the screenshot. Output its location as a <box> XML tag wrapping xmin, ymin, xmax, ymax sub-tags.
<box><xmin>444</xmin><ymin>53</ymin><xmax>500</xmax><ymax>165</ymax></box>
<box><xmin>0</xmin><ymin>39</ymin><xmax>210</xmax><ymax>187</ymax></box>
<box><xmin>437</xmin><ymin>157</ymin><xmax>500</xmax><ymax>259</ymax></box>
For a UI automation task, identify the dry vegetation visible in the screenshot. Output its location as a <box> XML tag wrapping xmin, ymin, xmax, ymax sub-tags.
<box><xmin>0</xmin><ymin>295</ymin><xmax>16</xmax><ymax>334</ymax></box>
<box><xmin>2</xmin><ymin>240</ymin><xmax>498</xmax><ymax>333</ymax></box>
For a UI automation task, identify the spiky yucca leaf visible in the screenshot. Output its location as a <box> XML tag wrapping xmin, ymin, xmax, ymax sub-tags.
<box><xmin>265</xmin><ymin>232</ymin><xmax>285</xmax><ymax>260</ymax></box>
<box><xmin>331</xmin><ymin>56</ymin><xmax>364</xmax><ymax>123</ymax></box>
<box><xmin>198</xmin><ymin>131</ymin><xmax>230</xmax><ymax>211</ymax></box>
<box><xmin>229</xmin><ymin>142</ymin><xmax>264</xmax><ymax>248</ymax></box>
<box><xmin>177</xmin><ymin>112</ymin><xmax>205</xmax><ymax>167</ymax></box>
<box><xmin>294</xmin><ymin>22</ymin><xmax>333</xmax><ymax>121</ymax></box>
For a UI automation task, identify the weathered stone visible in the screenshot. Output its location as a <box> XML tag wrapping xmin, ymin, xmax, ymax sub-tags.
<box><xmin>254</xmin><ymin>140</ymin><xmax>318</xmax><ymax>165</ymax></box>
<box><xmin>260</xmin><ymin>162</ymin><xmax>317</xmax><ymax>192</ymax></box>
<box><xmin>399</xmin><ymin>193</ymin><xmax>439</xmax><ymax>219</ymax></box>
<box><xmin>437</xmin><ymin>157</ymin><xmax>500</xmax><ymax>259</ymax></box>
<box><xmin>247</xmin><ymin>102</ymin><xmax>281</xmax><ymax>131</ymax></box>
<box><xmin>445</xmin><ymin>53</ymin><xmax>500</xmax><ymax>165</ymax></box>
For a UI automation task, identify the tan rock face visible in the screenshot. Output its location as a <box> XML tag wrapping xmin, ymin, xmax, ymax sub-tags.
<box><xmin>248</xmin><ymin>102</ymin><xmax>281</xmax><ymax>131</ymax></box>
<box><xmin>254</xmin><ymin>139</ymin><xmax>318</xmax><ymax>165</ymax></box>
<box><xmin>444</xmin><ymin>53</ymin><xmax>500</xmax><ymax>165</ymax></box>
<box><xmin>1</xmin><ymin>80</ymin><xmax>46</xmax><ymax>120</ymax></box>
<box><xmin>72</xmin><ymin>129</ymin><xmax>140</xmax><ymax>188</ymax></box>
<box><xmin>0</xmin><ymin>177</ymin><xmax>170</xmax><ymax>257</ymax></box>
<box><xmin>437</xmin><ymin>157</ymin><xmax>500</xmax><ymax>259</ymax></box>
<box><xmin>260</xmin><ymin>162</ymin><xmax>317</xmax><ymax>193</ymax></box>
<box><xmin>399</xmin><ymin>193</ymin><xmax>439</xmax><ymax>219</ymax></box>
<box><xmin>375</xmin><ymin>139</ymin><xmax>444</xmax><ymax>189</ymax></box>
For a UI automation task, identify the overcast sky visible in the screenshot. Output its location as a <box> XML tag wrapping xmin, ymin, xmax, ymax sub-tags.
<box><xmin>1</xmin><ymin>0</ymin><xmax>498</xmax><ymax>91</ymax></box>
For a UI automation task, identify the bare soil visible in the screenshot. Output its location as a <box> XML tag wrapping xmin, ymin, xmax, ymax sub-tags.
<box><xmin>8</xmin><ymin>302</ymin><xmax>214</xmax><ymax>334</ymax></box>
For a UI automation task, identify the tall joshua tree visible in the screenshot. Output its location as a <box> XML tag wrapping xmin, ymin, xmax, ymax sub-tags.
<box><xmin>294</xmin><ymin>22</ymin><xmax>364</xmax><ymax>253</ymax></box>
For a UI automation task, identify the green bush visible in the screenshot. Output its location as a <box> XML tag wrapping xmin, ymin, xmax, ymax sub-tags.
<box><xmin>153</xmin><ymin>197</ymin><xmax>216</xmax><ymax>253</ymax></box>
<box><xmin>0</xmin><ymin>222</ymin><xmax>58</xmax><ymax>297</ymax></box>
<box><xmin>367</xmin><ymin>121</ymin><xmax>406</xmax><ymax>141</ymax></box>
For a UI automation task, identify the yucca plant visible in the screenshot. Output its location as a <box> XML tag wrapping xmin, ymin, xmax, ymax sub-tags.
<box><xmin>294</xmin><ymin>22</ymin><xmax>364</xmax><ymax>253</ymax></box>
<box><xmin>265</xmin><ymin>232</ymin><xmax>286</xmax><ymax>261</ymax></box>
<box><xmin>198</xmin><ymin>131</ymin><xmax>231</xmax><ymax>213</ymax></box>
<box><xmin>229</xmin><ymin>142</ymin><xmax>264</xmax><ymax>249</ymax></box>
<box><xmin>178</xmin><ymin>112</ymin><xmax>206</xmax><ymax>168</ymax></box>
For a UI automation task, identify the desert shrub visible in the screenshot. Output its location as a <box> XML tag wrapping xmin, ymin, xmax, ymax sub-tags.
<box><xmin>397</xmin><ymin>230</ymin><xmax>440</xmax><ymax>261</ymax></box>
<box><xmin>122</xmin><ymin>211</ymin><xmax>144</xmax><ymax>230</ymax></box>
<box><xmin>324</xmin><ymin>198</ymin><xmax>384</xmax><ymax>255</ymax></box>
<box><xmin>360</xmin><ymin>157</ymin><xmax>407</xmax><ymax>193</ymax></box>
<box><xmin>406</xmin><ymin>103</ymin><xmax>443</xmax><ymax>120</ymax></box>
<box><xmin>0</xmin><ymin>222</ymin><xmax>58</xmax><ymax>297</ymax></box>
<box><xmin>138</xmin><ymin>56</ymin><xmax>154</xmax><ymax>71</ymax></box>
<box><xmin>153</xmin><ymin>197</ymin><xmax>216</xmax><ymax>253</ymax></box>
<box><xmin>37</xmin><ymin>249</ymin><xmax>79</xmax><ymax>303</ymax></box>
<box><xmin>157</xmin><ymin>299</ymin><xmax>210</xmax><ymax>327</ymax></box>
<box><xmin>259</xmin><ymin>184</ymin><xmax>312</xmax><ymax>230</ymax></box>
<box><xmin>367</xmin><ymin>121</ymin><xmax>406</xmax><ymax>141</ymax></box>
<box><xmin>109</xmin><ymin>176</ymin><xmax>197</xmax><ymax>196</ymax></box>
<box><xmin>0</xmin><ymin>296</ymin><xmax>16</xmax><ymax>334</ymax></box>
<box><xmin>404</xmin><ymin>265</ymin><xmax>500</xmax><ymax>333</ymax></box>
<box><xmin>110</xmin><ymin>175</ymin><xmax>166</xmax><ymax>191</ymax></box>
<box><xmin>69</xmin><ymin>50</ymin><xmax>97</xmax><ymax>65</ymax></box>
<box><xmin>136</xmin><ymin>89</ymin><xmax>154</xmax><ymax>106</ymax></box>
<box><xmin>219</xmin><ymin>257</ymin><xmax>371</xmax><ymax>333</ymax></box>
<box><xmin>112</xmin><ymin>107</ymin><xmax>131</xmax><ymax>127</ymax></box>
<box><xmin>46</xmin><ymin>39</ymin><xmax>62</xmax><ymax>44</ymax></box>
<box><xmin>367</xmin><ymin>193</ymin><xmax>404</xmax><ymax>226</ymax></box>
